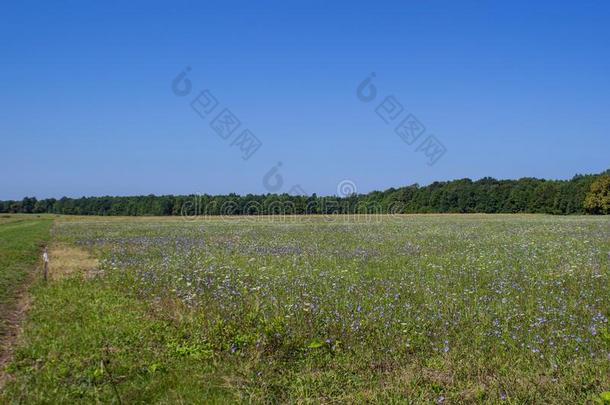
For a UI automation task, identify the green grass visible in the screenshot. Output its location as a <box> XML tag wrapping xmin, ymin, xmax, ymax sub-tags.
<box><xmin>1</xmin><ymin>276</ymin><xmax>233</xmax><ymax>403</ymax></box>
<box><xmin>2</xmin><ymin>215</ymin><xmax>610</xmax><ymax>403</ymax></box>
<box><xmin>0</xmin><ymin>217</ymin><xmax>52</xmax><ymax>331</ymax></box>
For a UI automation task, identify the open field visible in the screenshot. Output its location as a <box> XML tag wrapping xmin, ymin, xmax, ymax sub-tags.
<box><xmin>1</xmin><ymin>214</ymin><xmax>610</xmax><ymax>403</ymax></box>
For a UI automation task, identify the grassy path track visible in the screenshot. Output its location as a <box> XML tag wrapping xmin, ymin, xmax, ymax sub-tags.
<box><xmin>0</xmin><ymin>217</ymin><xmax>52</xmax><ymax>389</ymax></box>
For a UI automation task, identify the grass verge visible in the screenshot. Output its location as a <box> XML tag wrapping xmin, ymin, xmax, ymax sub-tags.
<box><xmin>0</xmin><ymin>218</ymin><xmax>52</xmax><ymax>333</ymax></box>
<box><xmin>0</xmin><ymin>217</ymin><xmax>52</xmax><ymax>391</ymax></box>
<box><xmin>0</xmin><ymin>274</ymin><xmax>235</xmax><ymax>403</ymax></box>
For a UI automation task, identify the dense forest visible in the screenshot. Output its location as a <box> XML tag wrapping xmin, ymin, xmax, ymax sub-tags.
<box><xmin>2</xmin><ymin>170</ymin><xmax>609</xmax><ymax>216</ymax></box>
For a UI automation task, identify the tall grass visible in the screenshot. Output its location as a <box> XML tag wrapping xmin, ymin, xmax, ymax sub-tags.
<box><xmin>2</xmin><ymin>215</ymin><xmax>610</xmax><ymax>403</ymax></box>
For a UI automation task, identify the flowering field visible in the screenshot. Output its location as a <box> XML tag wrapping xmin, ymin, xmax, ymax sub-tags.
<box><xmin>3</xmin><ymin>215</ymin><xmax>610</xmax><ymax>403</ymax></box>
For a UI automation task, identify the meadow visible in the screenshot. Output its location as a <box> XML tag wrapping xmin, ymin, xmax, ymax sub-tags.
<box><xmin>1</xmin><ymin>214</ymin><xmax>610</xmax><ymax>403</ymax></box>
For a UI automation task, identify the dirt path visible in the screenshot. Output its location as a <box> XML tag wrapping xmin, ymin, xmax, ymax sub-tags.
<box><xmin>0</xmin><ymin>218</ymin><xmax>53</xmax><ymax>393</ymax></box>
<box><xmin>0</xmin><ymin>241</ymin><xmax>100</xmax><ymax>390</ymax></box>
<box><xmin>0</xmin><ymin>269</ymin><xmax>37</xmax><ymax>391</ymax></box>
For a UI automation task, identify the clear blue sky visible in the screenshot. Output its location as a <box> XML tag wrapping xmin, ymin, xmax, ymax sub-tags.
<box><xmin>1</xmin><ymin>0</ymin><xmax>609</xmax><ymax>199</ymax></box>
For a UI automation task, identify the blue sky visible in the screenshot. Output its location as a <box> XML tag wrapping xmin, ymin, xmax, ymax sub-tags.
<box><xmin>1</xmin><ymin>0</ymin><xmax>609</xmax><ymax>199</ymax></box>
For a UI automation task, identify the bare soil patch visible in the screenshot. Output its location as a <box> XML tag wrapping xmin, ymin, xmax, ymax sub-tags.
<box><xmin>48</xmin><ymin>243</ymin><xmax>99</xmax><ymax>280</ymax></box>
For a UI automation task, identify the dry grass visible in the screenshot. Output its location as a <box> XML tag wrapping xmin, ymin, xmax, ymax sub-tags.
<box><xmin>48</xmin><ymin>243</ymin><xmax>98</xmax><ymax>280</ymax></box>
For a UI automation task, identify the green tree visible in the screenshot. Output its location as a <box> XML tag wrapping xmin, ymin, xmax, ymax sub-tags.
<box><xmin>584</xmin><ymin>175</ymin><xmax>610</xmax><ymax>214</ymax></box>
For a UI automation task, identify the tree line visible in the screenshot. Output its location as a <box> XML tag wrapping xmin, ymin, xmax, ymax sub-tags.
<box><xmin>2</xmin><ymin>170</ymin><xmax>609</xmax><ymax>216</ymax></box>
